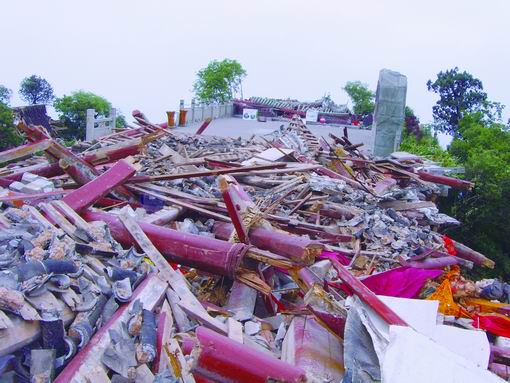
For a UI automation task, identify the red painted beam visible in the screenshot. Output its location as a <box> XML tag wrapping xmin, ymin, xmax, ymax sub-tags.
<box><xmin>83</xmin><ymin>211</ymin><xmax>248</xmax><ymax>277</ymax></box>
<box><xmin>454</xmin><ymin>241</ymin><xmax>495</xmax><ymax>268</ymax></box>
<box><xmin>62</xmin><ymin>159</ymin><xmax>137</xmax><ymax>212</ymax></box>
<box><xmin>329</xmin><ymin>258</ymin><xmax>408</xmax><ymax>326</ymax></box>
<box><xmin>417</xmin><ymin>171</ymin><xmax>474</xmax><ymax>190</ymax></box>
<box><xmin>195</xmin><ymin>118</ymin><xmax>213</xmax><ymax>135</ymax></box>
<box><xmin>191</xmin><ymin>326</ymin><xmax>307</xmax><ymax>383</ymax></box>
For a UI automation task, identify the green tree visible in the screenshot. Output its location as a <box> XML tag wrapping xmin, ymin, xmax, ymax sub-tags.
<box><xmin>19</xmin><ymin>75</ymin><xmax>54</xmax><ymax>104</ymax></box>
<box><xmin>400</xmin><ymin>125</ymin><xmax>457</xmax><ymax>167</ymax></box>
<box><xmin>427</xmin><ymin>67</ymin><xmax>503</xmax><ymax>137</ymax></box>
<box><xmin>343</xmin><ymin>81</ymin><xmax>375</xmax><ymax>115</ymax></box>
<box><xmin>0</xmin><ymin>85</ymin><xmax>12</xmax><ymax>105</ymax></box>
<box><xmin>193</xmin><ymin>59</ymin><xmax>247</xmax><ymax>104</ymax></box>
<box><xmin>440</xmin><ymin>113</ymin><xmax>510</xmax><ymax>278</ymax></box>
<box><xmin>0</xmin><ymin>103</ymin><xmax>23</xmax><ymax>150</ymax></box>
<box><xmin>54</xmin><ymin>91</ymin><xmax>112</xmax><ymax>140</ymax></box>
<box><xmin>116</xmin><ymin>114</ymin><xmax>127</xmax><ymax>128</ymax></box>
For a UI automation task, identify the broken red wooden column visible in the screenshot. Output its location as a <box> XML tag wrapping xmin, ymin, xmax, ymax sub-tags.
<box><xmin>454</xmin><ymin>241</ymin><xmax>495</xmax><ymax>268</ymax></box>
<box><xmin>216</xmin><ymin>174</ymin><xmax>319</xmax><ymax>266</ymax></box>
<box><xmin>19</xmin><ymin>123</ymin><xmax>132</xmax><ymax>200</ymax></box>
<box><xmin>191</xmin><ymin>326</ymin><xmax>307</xmax><ymax>383</ymax></box>
<box><xmin>282</xmin><ymin>316</ymin><xmax>344</xmax><ymax>382</ymax></box>
<box><xmin>416</xmin><ymin>171</ymin><xmax>474</xmax><ymax>190</ymax></box>
<box><xmin>213</xmin><ymin>222</ymin><xmax>322</xmax><ymax>265</ymax></box>
<box><xmin>2</xmin><ymin>125</ymin><xmax>146</xmax><ymax>186</ymax></box>
<box><xmin>329</xmin><ymin>258</ymin><xmax>408</xmax><ymax>326</ymax></box>
<box><xmin>218</xmin><ymin>175</ymin><xmax>251</xmax><ymax>244</ymax></box>
<box><xmin>2</xmin><ymin>139</ymin><xmax>144</xmax><ymax>185</ymax></box>
<box><xmin>62</xmin><ymin>159</ymin><xmax>137</xmax><ymax>212</ymax></box>
<box><xmin>195</xmin><ymin>117</ymin><xmax>213</xmax><ymax>135</ymax></box>
<box><xmin>83</xmin><ymin>211</ymin><xmax>248</xmax><ymax>277</ymax></box>
<box><xmin>18</xmin><ymin>123</ymin><xmax>98</xmax><ymax>186</ymax></box>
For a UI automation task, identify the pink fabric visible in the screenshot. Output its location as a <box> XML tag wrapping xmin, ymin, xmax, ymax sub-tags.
<box><xmin>320</xmin><ymin>250</ymin><xmax>351</xmax><ymax>265</ymax></box>
<box><xmin>361</xmin><ymin>266</ymin><xmax>443</xmax><ymax>298</ymax></box>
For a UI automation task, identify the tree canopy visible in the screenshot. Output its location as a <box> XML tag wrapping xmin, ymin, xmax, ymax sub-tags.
<box><xmin>0</xmin><ymin>85</ymin><xmax>12</xmax><ymax>105</ymax></box>
<box><xmin>439</xmin><ymin>114</ymin><xmax>510</xmax><ymax>278</ymax></box>
<box><xmin>0</xmin><ymin>103</ymin><xmax>22</xmax><ymax>151</ymax></box>
<box><xmin>343</xmin><ymin>81</ymin><xmax>375</xmax><ymax>115</ymax></box>
<box><xmin>193</xmin><ymin>59</ymin><xmax>247</xmax><ymax>104</ymax></box>
<box><xmin>19</xmin><ymin>75</ymin><xmax>54</xmax><ymax>105</ymax></box>
<box><xmin>54</xmin><ymin>91</ymin><xmax>112</xmax><ymax>140</ymax></box>
<box><xmin>427</xmin><ymin>67</ymin><xmax>503</xmax><ymax>137</ymax></box>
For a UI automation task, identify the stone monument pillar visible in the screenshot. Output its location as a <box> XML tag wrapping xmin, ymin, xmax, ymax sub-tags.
<box><xmin>372</xmin><ymin>69</ymin><xmax>407</xmax><ymax>157</ymax></box>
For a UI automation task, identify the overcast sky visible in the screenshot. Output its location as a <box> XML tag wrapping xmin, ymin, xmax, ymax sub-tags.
<box><xmin>2</xmin><ymin>0</ymin><xmax>509</xmax><ymax>127</ymax></box>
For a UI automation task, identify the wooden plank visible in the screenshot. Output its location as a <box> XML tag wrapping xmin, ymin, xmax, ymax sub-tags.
<box><xmin>23</xmin><ymin>205</ymin><xmax>61</xmax><ymax>233</ymax></box>
<box><xmin>166</xmin><ymin>289</ymin><xmax>193</xmax><ymax>332</ymax></box>
<box><xmin>119</xmin><ymin>212</ymin><xmax>228</xmax><ymax>337</ymax></box>
<box><xmin>178</xmin><ymin>300</ymin><xmax>228</xmax><ymax>335</ymax></box>
<box><xmin>153</xmin><ymin>300</ymin><xmax>173</xmax><ymax>374</ymax></box>
<box><xmin>227</xmin><ymin>317</ymin><xmax>244</xmax><ymax>344</ymax></box>
<box><xmin>52</xmin><ymin>201</ymin><xmax>95</xmax><ymax>237</ymax></box>
<box><xmin>0</xmin><ymin>307</ymin><xmax>73</xmax><ymax>357</ymax></box>
<box><xmin>0</xmin><ymin>139</ymin><xmax>51</xmax><ymax>164</ymax></box>
<box><xmin>127</xmin><ymin>162</ymin><xmax>289</xmax><ymax>184</ymax></box>
<box><xmin>39</xmin><ymin>203</ymin><xmax>77</xmax><ymax>239</ymax></box>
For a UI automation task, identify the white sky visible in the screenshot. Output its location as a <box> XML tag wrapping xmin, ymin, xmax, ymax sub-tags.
<box><xmin>2</xmin><ymin>0</ymin><xmax>509</xmax><ymax>128</ymax></box>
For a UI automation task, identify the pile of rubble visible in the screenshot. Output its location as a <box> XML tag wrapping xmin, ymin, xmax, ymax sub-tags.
<box><xmin>233</xmin><ymin>96</ymin><xmax>354</xmax><ymax>124</ymax></box>
<box><xmin>0</xmin><ymin>112</ymin><xmax>508</xmax><ymax>382</ymax></box>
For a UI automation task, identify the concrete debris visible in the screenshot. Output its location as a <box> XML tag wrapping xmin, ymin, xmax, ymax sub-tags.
<box><xmin>0</xmin><ymin>111</ymin><xmax>505</xmax><ymax>382</ymax></box>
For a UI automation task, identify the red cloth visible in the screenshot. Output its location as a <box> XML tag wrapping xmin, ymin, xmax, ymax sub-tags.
<box><xmin>474</xmin><ymin>314</ymin><xmax>510</xmax><ymax>338</ymax></box>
